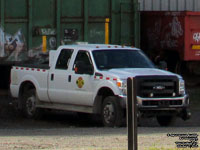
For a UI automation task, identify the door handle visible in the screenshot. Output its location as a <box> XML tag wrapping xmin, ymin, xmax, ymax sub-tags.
<box><xmin>51</xmin><ymin>74</ymin><xmax>54</xmax><ymax>81</ymax></box>
<box><xmin>68</xmin><ymin>75</ymin><xmax>71</xmax><ymax>82</ymax></box>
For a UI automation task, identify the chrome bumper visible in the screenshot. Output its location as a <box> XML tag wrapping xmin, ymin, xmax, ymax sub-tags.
<box><xmin>119</xmin><ymin>94</ymin><xmax>189</xmax><ymax>109</ymax></box>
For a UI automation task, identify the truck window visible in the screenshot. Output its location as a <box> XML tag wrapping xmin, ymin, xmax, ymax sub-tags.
<box><xmin>92</xmin><ymin>49</ymin><xmax>155</xmax><ymax>70</ymax></box>
<box><xmin>56</xmin><ymin>49</ymin><xmax>73</xmax><ymax>70</ymax></box>
<box><xmin>73</xmin><ymin>50</ymin><xmax>93</xmax><ymax>74</ymax></box>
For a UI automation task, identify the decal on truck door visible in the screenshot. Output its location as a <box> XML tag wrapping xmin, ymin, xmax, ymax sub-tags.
<box><xmin>76</xmin><ymin>77</ymin><xmax>84</xmax><ymax>88</ymax></box>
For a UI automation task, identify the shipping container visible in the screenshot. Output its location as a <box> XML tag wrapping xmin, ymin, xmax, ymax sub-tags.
<box><xmin>0</xmin><ymin>0</ymin><xmax>139</xmax><ymax>95</ymax></box>
<box><xmin>141</xmin><ymin>11</ymin><xmax>200</xmax><ymax>83</ymax></box>
<box><xmin>139</xmin><ymin>0</ymin><xmax>200</xmax><ymax>11</ymax></box>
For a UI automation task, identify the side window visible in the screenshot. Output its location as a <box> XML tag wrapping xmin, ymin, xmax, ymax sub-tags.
<box><xmin>73</xmin><ymin>50</ymin><xmax>93</xmax><ymax>74</ymax></box>
<box><xmin>56</xmin><ymin>49</ymin><xmax>73</xmax><ymax>70</ymax></box>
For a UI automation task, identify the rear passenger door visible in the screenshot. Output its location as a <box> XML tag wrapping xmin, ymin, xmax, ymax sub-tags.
<box><xmin>48</xmin><ymin>48</ymin><xmax>74</xmax><ymax>103</ymax></box>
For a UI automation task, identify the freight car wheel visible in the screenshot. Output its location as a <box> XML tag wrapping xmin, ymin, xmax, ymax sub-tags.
<box><xmin>101</xmin><ymin>96</ymin><xmax>124</xmax><ymax>127</ymax></box>
<box><xmin>22</xmin><ymin>89</ymin><xmax>42</xmax><ymax>119</ymax></box>
<box><xmin>156</xmin><ymin>115</ymin><xmax>176</xmax><ymax>127</ymax></box>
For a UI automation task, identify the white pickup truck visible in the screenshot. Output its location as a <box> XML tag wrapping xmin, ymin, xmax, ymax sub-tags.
<box><xmin>10</xmin><ymin>44</ymin><xmax>190</xmax><ymax>127</ymax></box>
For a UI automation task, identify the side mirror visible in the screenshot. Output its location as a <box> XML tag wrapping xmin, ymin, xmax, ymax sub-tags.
<box><xmin>75</xmin><ymin>61</ymin><xmax>94</xmax><ymax>75</ymax></box>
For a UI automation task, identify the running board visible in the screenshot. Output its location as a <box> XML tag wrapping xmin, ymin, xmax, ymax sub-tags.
<box><xmin>36</xmin><ymin>102</ymin><xmax>93</xmax><ymax>113</ymax></box>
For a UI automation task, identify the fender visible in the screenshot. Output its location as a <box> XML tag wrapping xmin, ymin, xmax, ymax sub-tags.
<box><xmin>92</xmin><ymin>80</ymin><xmax>122</xmax><ymax>114</ymax></box>
<box><xmin>19</xmin><ymin>74</ymin><xmax>49</xmax><ymax>102</ymax></box>
<box><xmin>93</xmin><ymin>80</ymin><xmax>121</xmax><ymax>101</ymax></box>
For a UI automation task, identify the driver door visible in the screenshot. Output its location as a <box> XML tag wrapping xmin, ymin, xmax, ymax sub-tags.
<box><xmin>68</xmin><ymin>50</ymin><xmax>95</xmax><ymax>106</ymax></box>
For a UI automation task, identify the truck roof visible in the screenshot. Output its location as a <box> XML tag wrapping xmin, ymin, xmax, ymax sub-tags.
<box><xmin>56</xmin><ymin>44</ymin><xmax>140</xmax><ymax>52</ymax></box>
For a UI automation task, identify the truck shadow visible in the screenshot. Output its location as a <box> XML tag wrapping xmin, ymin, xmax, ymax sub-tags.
<box><xmin>0</xmin><ymin>108</ymin><xmax>200</xmax><ymax>129</ymax></box>
<box><xmin>139</xmin><ymin>109</ymin><xmax>200</xmax><ymax>127</ymax></box>
<box><xmin>0</xmin><ymin>96</ymin><xmax>200</xmax><ymax>129</ymax></box>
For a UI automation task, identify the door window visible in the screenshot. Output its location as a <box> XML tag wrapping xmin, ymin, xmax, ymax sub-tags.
<box><xmin>56</xmin><ymin>49</ymin><xmax>73</xmax><ymax>70</ymax></box>
<box><xmin>73</xmin><ymin>50</ymin><xmax>93</xmax><ymax>74</ymax></box>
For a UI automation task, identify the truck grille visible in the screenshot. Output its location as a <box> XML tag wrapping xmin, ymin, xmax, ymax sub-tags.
<box><xmin>142</xmin><ymin>100</ymin><xmax>182</xmax><ymax>106</ymax></box>
<box><xmin>136</xmin><ymin>76</ymin><xmax>178</xmax><ymax>98</ymax></box>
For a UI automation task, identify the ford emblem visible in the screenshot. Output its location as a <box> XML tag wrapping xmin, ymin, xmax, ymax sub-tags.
<box><xmin>153</xmin><ymin>85</ymin><xmax>165</xmax><ymax>90</ymax></box>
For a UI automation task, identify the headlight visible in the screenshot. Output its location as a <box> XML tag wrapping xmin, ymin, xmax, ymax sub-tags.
<box><xmin>117</xmin><ymin>79</ymin><xmax>127</xmax><ymax>96</ymax></box>
<box><xmin>179</xmin><ymin>78</ymin><xmax>185</xmax><ymax>95</ymax></box>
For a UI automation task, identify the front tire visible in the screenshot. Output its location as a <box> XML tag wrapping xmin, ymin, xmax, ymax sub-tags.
<box><xmin>156</xmin><ymin>115</ymin><xmax>176</xmax><ymax>126</ymax></box>
<box><xmin>22</xmin><ymin>89</ymin><xmax>42</xmax><ymax>119</ymax></box>
<box><xmin>101</xmin><ymin>96</ymin><xmax>124</xmax><ymax>127</ymax></box>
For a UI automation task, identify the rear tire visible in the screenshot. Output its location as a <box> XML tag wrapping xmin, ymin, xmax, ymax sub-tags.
<box><xmin>156</xmin><ymin>115</ymin><xmax>175</xmax><ymax>127</ymax></box>
<box><xmin>101</xmin><ymin>96</ymin><xmax>124</xmax><ymax>127</ymax></box>
<box><xmin>22</xmin><ymin>89</ymin><xmax>42</xmax><ymax>119</ymax></box>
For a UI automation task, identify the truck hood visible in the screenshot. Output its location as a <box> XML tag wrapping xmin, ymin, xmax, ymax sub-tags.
<box><xmin>101</xmin><ymin>68</ymin><xmax>180</xmax><ymax>79</ymax></box>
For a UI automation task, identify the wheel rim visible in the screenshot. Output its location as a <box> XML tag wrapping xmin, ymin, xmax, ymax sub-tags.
<box><xmin>26</xmin><ymin>95</ymin><xmax>36</xmax><ymax>116</ymax></box>
<box><xmin>103</xmin><ymin>102</ymin><xmax>115</xmax><ymax>124</ymax></box>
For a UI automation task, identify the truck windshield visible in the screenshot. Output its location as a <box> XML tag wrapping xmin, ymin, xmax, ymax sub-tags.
<box><xmin>92</xmin><ymin>49</ymin><xmax>155</xmax><ymax>70</ymax></box>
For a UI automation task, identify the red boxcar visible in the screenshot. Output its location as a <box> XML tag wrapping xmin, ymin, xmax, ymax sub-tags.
<box><xmin>141</xmin><ymin>11</ymin><xmax>200</xmax><ymax>76</ymax></box>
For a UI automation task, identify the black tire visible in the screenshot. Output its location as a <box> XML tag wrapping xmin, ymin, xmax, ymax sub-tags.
<box><xmin>22</xmin><ymin>89</ymin><xmax>42</xmax><ymax>119</ymax></box>
<box><xmin>156</xmin><ymin>115</ymin><xmax>176</xmax><ymax>127</ymax></box>
<box><xmin>101</xmin><ymin>96</ymin><xmax>124</xmax><ymax>127</ymax></box>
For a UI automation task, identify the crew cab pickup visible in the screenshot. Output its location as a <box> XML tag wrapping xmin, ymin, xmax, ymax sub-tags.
<box><xmin>10</xmin><ymin>44</ymin><xmax>191</xmax><ymax>127</ymax></box>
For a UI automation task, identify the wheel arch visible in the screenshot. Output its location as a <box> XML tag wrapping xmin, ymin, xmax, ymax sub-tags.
<box><xmin>93</xmin><ymin>87</ymin><xmax>115</xmax><ymax>114</ymax></box>
<box><xmin>18</xmin><ymin>81</ymin><xmax>36</xmax><ymax>109</ymax></box>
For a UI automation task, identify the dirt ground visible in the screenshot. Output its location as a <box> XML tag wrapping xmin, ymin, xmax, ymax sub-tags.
<box><xmin>0</xmin><ymin>95</ymin><xmax>199</xmax><ymax>150</ymax></box>
<box><xmin>0</xmin><ymin>126</ymin><xmax>199</xmax><ymax>150</ymax></box>
<box><xmin>0</xmin><ymin>105</ymin><xmax>199</xmax><ymax>149</ymax></box>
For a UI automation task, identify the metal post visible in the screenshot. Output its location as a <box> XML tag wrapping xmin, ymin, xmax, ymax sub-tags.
<box><xmin>84</xmin><ymin>0</ymin><xmax>88</xmax><ymax>42</ymax></box>
<box><xmin>56</xmin><ymin>0</ymin><xmax>61</xmax><ymax>47</ymax></box>
<box><xmin>127</xmin><ymin>77</ymin><xmax>138</xmax><ymax>150</ymax></box>
<box><xmin>105</xmin><ymin>18</ymin><xmax>110</xmax><ymax>44</ymax></box>
<box><xmin>42</xmin><ymin>35</ymin><xmax>47</xmax><ymax>53</ymax></box>
<box><xmin>28</xmin><ymin>0</ymin><xmax>33</xmax><ymax>50</ymax></box>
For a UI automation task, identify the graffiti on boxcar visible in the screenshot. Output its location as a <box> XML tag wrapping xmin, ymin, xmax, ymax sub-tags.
<box><xmin>160</xmin><ymin>33</ymin><xmax>178</xmax><ymax>48</ymax></box>
<box><xmin>0</xmin><ymin>27</ymin><xmax>26</xmax><ymax>61</ymax></box>
<box><xmin>147</xmin><ymin>16</ymin><xmax>183</xmax><ymax>51</ymax></box>
<box><xmin>160</xmin><ymin>16</ymin><xmax>183</xmax><ymax>49</ymax></box>
<box><xmin>171</xmin><ymin>17</ymin><xmax>183</xmax><ymax>38</ymax></box>
<box><xmin>193</xmin><ymin>32</ymin><xmax>200</xmax><ymax>43</ymax></box>
<box><xmin>0</xmin><ymin>27</ymin><xmax>52</xmax><ymax>62</ymax></box>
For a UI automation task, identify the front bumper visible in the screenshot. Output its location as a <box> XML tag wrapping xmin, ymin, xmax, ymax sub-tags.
<box><xmin>137</xmin><ymin>94</ymin><xmax>189</xmax><ymax>109</ymax></box>
<box><xmin>119</xmin><ymin>94</ymin><xmax>189</xmax><ymax>110</ymax></box>
<box><xmin>119</xmin><ymin>94</ymin><xmax>190</xmax><ymax>119</ymax></box>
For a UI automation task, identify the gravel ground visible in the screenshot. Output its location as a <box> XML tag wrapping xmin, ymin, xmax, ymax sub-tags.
<box><xmin>0</xmin><ymin>127</ymin><xmax>199</xmax><ymax>150</ymax></box>
<box><xmin>0</xmin><ymin>109</ymin><xmax>199</xmax><ymax>150</ymax></box>
<box><xmin>0</xmin><ymin>96</ymin><xmax>199</xmax><ymax>150</ymax></box>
